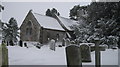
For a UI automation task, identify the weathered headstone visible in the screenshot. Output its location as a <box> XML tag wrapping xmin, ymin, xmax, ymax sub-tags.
<box><xmin>36</xmin><ymin>43</ymin><xmax>41</xmax><ymax>49</ymax></box>
<box><xmin>66</xmin><ymin>45</ymin><xmax>82</xmax><ymax>67</ymax></box>
<box><xmin>65</xmin><ymin>39</ymin><xmax>70</xmax><ymax>47</ymax></box>
<box><xmin>19</xmin><ymin>40</ymin><xmax>23</xmax><ymax>47</ymax></box>
<box><xmin>24</xmin><ymin>43</ymin><xmax>28</xmax><ymax>48</ymax></box>
<box><xmin>9</xmin><ymin>40</ymin><xmax>14</xmax><ymax>46</ymax></box>
<box><xmin>62</xmin><ymin>38</ymin><xmax>65</xmax><ymax>46</ymax></box>
<box><xmin>80</xmin><ymin>44</ymin><xmax>91</xmax><ymax>62</ymax></box>
<box><xmin>0</xmin><ymin>45</ymin><xmax>2</xmax><ymax>67</ymax></box>
<box><xmin>1</xmin><ymin>43</ymin><xmax>9</xmax><ymax>67</ymax></box>
<box><xmin>49</xmin><ymin>39</ymin><xmax>55</xmax><ymax>51</ymax></box>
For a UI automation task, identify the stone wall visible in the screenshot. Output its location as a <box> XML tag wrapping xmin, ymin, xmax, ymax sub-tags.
<box><xmin>20</xmin><ymin>10</ymin><xmax>41</xmax><ymax>42</ymax></box>
<box><xmin>20</xmin><ymin>10</ymin><xmax>66</xmax><ymax>44</ymax></box>
<box><xmin>41</xmin><ymin>28</ymin><xmax>66</xmax><ymax>44</ymax></box>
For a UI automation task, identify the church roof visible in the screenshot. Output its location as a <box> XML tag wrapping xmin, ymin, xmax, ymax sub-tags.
<box><xmin>56</xmin><ymin>15</ymin><xmax>78</xmax><ymax>31</ymax></box>
<box><xmin>32</xmin><ymin>12</ymin><xmax>65</xmax><ymax>31</ymax></box>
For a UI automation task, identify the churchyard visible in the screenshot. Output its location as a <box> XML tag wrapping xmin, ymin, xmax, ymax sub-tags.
<box><xmin>5</xmin><ymin>40</ymin><xmax>118</xmax><ymax>67</ymax></box>
<box><xmin>1</xmin><ymin>2</ymin><xmax>120</xmax><ymax>67</ymax></box>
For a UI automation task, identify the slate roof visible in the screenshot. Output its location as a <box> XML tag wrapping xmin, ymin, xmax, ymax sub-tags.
<box><xmin>56</xmin><ymin>15</ymin><xmax>78</xmax><ymax>31</ymax></box>
<box><xmin>31</xmin><ymin>11</ymin><xmax>78</xmax><ymax>32</ymax></box>
<box><xmin>32</xmin><ymin>12</ymin><xmax>65</xmax><ymax>31</ymax></box>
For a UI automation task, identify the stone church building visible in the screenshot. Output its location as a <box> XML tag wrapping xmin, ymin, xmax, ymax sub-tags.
<box><xmin>20</xmin><ymin>10</ymin><xmax>78</xmax><ymax>44</ymax></box>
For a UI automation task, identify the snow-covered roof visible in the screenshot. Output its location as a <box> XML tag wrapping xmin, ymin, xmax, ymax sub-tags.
<box><xmin>56</xmin><ymin>15</ymin><xmax>78</xmax><ymax>31</ymax></box>
<box><xmin>32</xmin><ymin>12</ymin><xmax>65</xmax><ymax>31</ymax></box>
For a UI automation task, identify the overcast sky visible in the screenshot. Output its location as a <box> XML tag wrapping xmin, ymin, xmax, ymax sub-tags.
<box><xmin>2</xmin><ymin>2</ymin><xmax>91</xmax><ymax>27</ymax></box>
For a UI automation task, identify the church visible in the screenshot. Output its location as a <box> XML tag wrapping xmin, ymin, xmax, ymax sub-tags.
<box><xmin>20</xmin><ymin>10</ymin><xmax>78</xmax><ymax>44</ymax></box>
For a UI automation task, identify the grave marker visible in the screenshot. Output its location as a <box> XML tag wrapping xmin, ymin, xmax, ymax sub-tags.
<box><xmin>65</xmin><ymin>39</ymin><xmax>70</xmax><ymax>46</ymax></box>
<box><xmin>1</xmin><ymin>43</ymin><xmax>9</xmax><ymax>67</ymax></box>
<box><xmin>62</xmin><ymin>38</ymin><xmax>65</xmax><ymax>46</ymax></box>
<box><xmin>24</xmin><ymin>43</ymin><xmax>28</xmax><ymax>48</ymax></box>
<box><xmin>66</xmin><ymin>45</ymin><xmax>82</xmax><ymax>67</ymax></box>
<box><xmin>80</xmin><ymin>44</ymin><xmax>91</xmax><ymax>62</ymax></box>
<box><xmin>94</xmin><ymin>38</ymin><xmax>102</xmax><ymax>67</ymax></box>
<box><xmin>19</xmin><ymin>40</ymin><xmax>23</xmax><ymax>47</ymax></box>
<box><xmin>49</xmin><ymin>39</ymin><xmax>56</xmax><ymax>51</ymax></box>
<box><xmin>0</xmin><ymin>45</ymin><xmax>2</xmax><ymax>67</ymax></box>
<box><xmin>36</xmin><ymin>43</ymin><xmax>41</xmax><ymax>49</ymax></box>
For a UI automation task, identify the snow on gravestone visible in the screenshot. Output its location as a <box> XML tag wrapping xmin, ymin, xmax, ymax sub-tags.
<box><xmin>65</xmin><ymin>39</ymin><xmax>70</xmax><ymax>47</ymax></box>
<box><xmin>79</xmin><ymin>44</ymin><xmax>91</xmax><ymax>62</ymax></box>
<box><xmin>49</xmin><ymin>39</ymin><xmax>55</xmax><ymax>51</ymax></box>
<box><xmin>66</xmin><ymin>45</ymin><xmax>82</xmax><ymax>67</ymax></box>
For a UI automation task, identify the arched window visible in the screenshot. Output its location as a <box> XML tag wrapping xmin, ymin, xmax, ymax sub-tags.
<box><xmin>26</xmin><ymin>20</ymin><xmax>32</xmax><ymax>35</ymax></box>
<box><xmin>26</xmin><ymin>28</ymin><xmax>32</xmax><ymax>35</ymax></box>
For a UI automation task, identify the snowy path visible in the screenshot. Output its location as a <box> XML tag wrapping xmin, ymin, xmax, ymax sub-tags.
<box><xmin>7</xmin><ymin>45</ymin><xmax>118</xmax><ymax>65</ymax></box>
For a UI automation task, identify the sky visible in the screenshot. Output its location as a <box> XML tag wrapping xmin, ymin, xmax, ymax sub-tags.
<box><xmin>1</xmin><ymin>2</ymin><xmax>91</xmax><ymax>27</ymax></box>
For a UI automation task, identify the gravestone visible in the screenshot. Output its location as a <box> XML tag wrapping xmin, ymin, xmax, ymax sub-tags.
<box><xmin>9</xmin><ymin>40</ymin><xmax>14</xmax><ymax>46</ymax></box>
<box><xmin>24</xmin><ymin>43</ymin><xmax>28</xmax><ymax>48</ymax></box>
<box><xmin>49</xmin><ymin>39</ymin><xmax>55</xmax><ymax>51</ymax></box>
<box><xmin>66</xmin><ymin>45</ymin><xmax>82</xmax><ymax>67</ymax></box>
<box><xmin>36</xmin><ymin>43</ymin><xmax>41</xmax><ymax>49</ymax></box>
<box><xmin>62</xmin><ymin>38</ymin><xmax>65</xmax><ymax>46</ymax></box>
<box><xmin>0</xmin><ymin>45</ymin><xmax>2</xmax><ymax>67</ymax></box>
<box><xmin>1</xmin><ymin>43</ymin><xmax>9</xmax><ymax>67</ymax></box>
<box><xmin>19</xmin><ymin>40</ymin><xmax>23</xmax><ymax>47</ymax></box>
<box><xmin>80</xmin><ymin>44</ymin><xmax>91</xmax><ymax>62</ymax></box>
<box><xmin>65</xmin><ymin>39</ymin><xmax>70</xmax><ymax>46</ymax></box>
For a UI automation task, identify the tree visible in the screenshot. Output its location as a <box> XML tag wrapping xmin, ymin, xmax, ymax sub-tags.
<box><xmin>71</xmin><ymin>2</ymin><xmax>120</xmax><ymax>48</ymax></box>
<box><xmin>87</xmin><ymin>2</ymin><xmax>120</xmax><ymax>22</ymax></box>
<box><xmin>46</xmin><ymin>9</ymin><xmax>52</xmax><ymax>17</ymax></box>
<box><xmin>2</xmin><ymin>17</ymin><xmax>19</xmax><ymax>46</ymax></box>
<box><xmin>69</xmin><ymin>5</ymin><xmax>87</xmax><ymax>20</ymax></box>
<box><xmin>45</xmin><ymin>8</ymin><xmax>60</xmax><ymax>17</ymax></box>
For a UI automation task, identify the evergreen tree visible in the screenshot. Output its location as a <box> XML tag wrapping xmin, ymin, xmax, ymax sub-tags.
<box><xmin>46</xmin><ymin>9</ymin><xmax>52</xmax><ymax>17</ymax></box>
<box><xmin>2</xmin><ymin>17</ymin><xmax>19</xmax><ymax>46</ymax></box>
<box><xmin>45</xmin><ymin>8</ymin><xmax>60</xmax><ymax>17</ymax></box>
<box><xmin>71</xmin><ymin>2</ymin><xmax>120</xmax><ymax>48</ymax></box>
<box><xmin>69</xmin><ymin>5</ymin><xmax>87</xmax><ymax>20</ymax></box>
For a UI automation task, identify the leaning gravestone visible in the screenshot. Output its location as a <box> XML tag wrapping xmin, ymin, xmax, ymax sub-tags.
<box><xmin>66</xmin><ymin>45</ymin><xmax>82</xmax><ymax>67</ymax></box>
<box><xmin>80</xmin><ymin>44</ymin><xmax>91</xmax><ymax>62</ymax></box>
<box><xmin>49</xmin><ymin>39</ymin><xmax>55</xmax><ymax>51</ymax></box>
<box><xmin>36</xmin><ymin>43</ymin><xmax>41</xmax><ymax>49</ymax></box>
<box><xmin>65</xmin><ymin>39</ymin><xmax>70</xmax><ymax>47</ymax></box>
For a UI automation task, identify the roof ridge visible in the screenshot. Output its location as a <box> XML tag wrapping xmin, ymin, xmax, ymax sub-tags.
<box><xmin>59</xmin><ymin>16</ymin><xmax>77</xmax><ymax>21</ymax></box>
<box><xmin>31</xmin><ymin>11</ymin><xmax>65</xmax><ymax>31</ymax></box>
<box><xmin>33</xmin><ymin>12</ymin><xmax>55</xmax><ymax>19</ymax></box>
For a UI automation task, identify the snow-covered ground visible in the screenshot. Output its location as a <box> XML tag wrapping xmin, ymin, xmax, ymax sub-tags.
<box><xmin>7</xmin><ymin>45</ymin><xmax>118</xmax><ymax>65</ymax></box>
